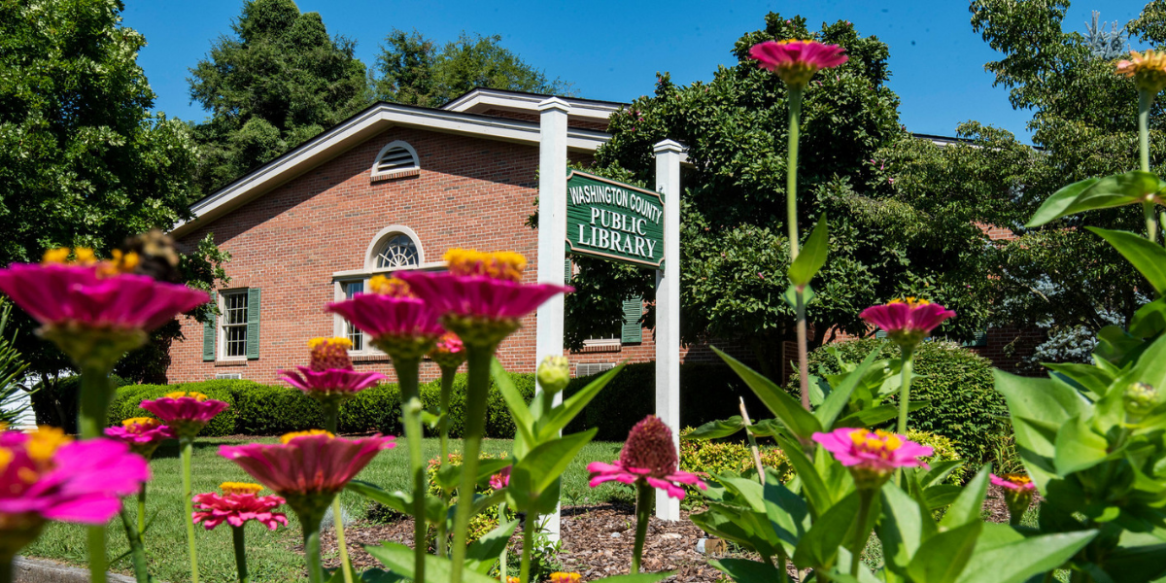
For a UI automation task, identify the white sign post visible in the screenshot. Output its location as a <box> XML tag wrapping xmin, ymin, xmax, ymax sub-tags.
<box><xmin>653</xmin><ymin>139</ymin><xmax>684</xmax><ymax>521</ymax></box>
<box><xmin>535</xmin><ymin>97</ymin><xmax>571</xmax><ymax>539</ymax></box>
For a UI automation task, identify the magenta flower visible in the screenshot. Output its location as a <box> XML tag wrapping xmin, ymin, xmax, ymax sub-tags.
<box><xmin>991</xmin><ymin>473</ymin><xmax>1037</xmax><ymax>525</ymax></box>
<box><xmin>860</xmin><ymin>298</ymin><xmax>956</xmax><ymax>347</ymax></box>
<box><xmin>587</xmin><ymin>416</ymin><xmax>706</xmax><ymax>500</ymax></box>
<box><xmin>750</xmin><ymin>40</ymin><xmax>849</xmax><ymax>88</ymax></box>
<box><xmin>140</xmin><ymin>392</ymin><xmax>230</xmax><ymax>439</ymax></box>
<box><xmin>428</xmin><ymin>332</ymin><xmax>467</xmax><ymax>370</ymax></box>
<box><xmin>489</xmin><ymin>466</ymin><xmax>511</xmax><ymax>490</ymax></box>
<box><xmin>326</xmin><ymin>294</ymin><xmax>444</xmax><ymax>341</ymax></box>
<box><xmin>0</xmin><ymin>427</ymin><xmax>149</xmax><ymax>558</ymax></box>
<box><xmin>104</xmin><ymin>417</ymin><xmax>176</xmax><ymax>459</ymax></box>
<box><xmin>192</xmin><ymin>482</ymin><xmax>289</xmax><ymax>531</ymax></box>
<box><xmin>991</xmin><ymin>473</ymin><xmax>1036</xmax><ymax>493</ymax></box>
<box><xmin>814</xmin><ymin>428</ymin><xmax>932</xmax><ymax>488</ymax></box>
<box><xmin>397</xmin><ymin>272</ymin><xmax>571</xmax><ymax>323</ymax></box>
<box><xmin>0</xmin><ymin>262</ymin><xmax>208</xmax><ymax>334</ymax></box>
<box><xmin>220</xmin><ymin>431</ymin><xmax>394</xmax><ymax>501</ymax></box>
<box><xmin>278</xmin><ymin>337</ymin><xmax>387</xmax><ymax>402</ymax></box>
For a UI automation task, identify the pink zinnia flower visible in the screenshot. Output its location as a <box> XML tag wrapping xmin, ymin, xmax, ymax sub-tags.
<box><xmin>587</xmin><ymin>416</ymin><xmax>706</xmax><ymax>500</ymax></box>
<box><xmin>0</xmin><ymin>253</ymin><xmax>207</xmax><ymax>334</ymax></box>
<box><xmin>140</xmin><ymin>391</ymin><xmax>230</xmax><ymax>439</ymax></box>
<box><xmin>0</xmin><ymin>427</ymin><xmax>149</xmax><ymax>558</ymax></box>
<box><xmin>220</xmin><ymin>431</ymin><xmax>394</xmax><ymax>504</ymax></box>
<box><xmin>278</xmin><ymin>337</ymin><xmax>386</xmax><ymax>402</ymax></box>
<box><xmin>860</xmin><ymin>297</ymin><xmax>955</xmax><ymax>347</ymax></box>
<box><xmin>749</xmin><ymin>40</ymin><xmax>848</xmax><ymax>88</ymax></box>
<box><xmin>325</xmin><ymin>278</ymin><xmax>444</xmax><ymax>356</ymax></box>
<box><xmin>990</xmin><ymin>473</ymin><xmax>1036</xmax><ymax>493</ymax></box>
<box><xmin>192</xmin><ymin>482</ymin><xmax>289</xmax><ymax>531</ymax></box>
<box><xmin>489</xmin><ymin>466</ymin><xmax>511</xmax><ymax>490</ymax></box>
<box><xmin>814</xmin><ymin>428</ymin><xmax>932</xmax><ymax>488</ymax></box>
<box><xmin>428</xmin><ymin>332</ymin><xmax>466</xmax><ymax>370</ymax></box>
<box><xmin>104</xmin><ymin>417</ymin><xmax>175</xmax><ymax>459</ymax></box>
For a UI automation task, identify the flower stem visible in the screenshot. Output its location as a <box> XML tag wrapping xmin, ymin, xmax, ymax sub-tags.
<box><xmin>450</xmin><ymin>344</ymin><xmax>496</xmax><ymax>583</ymax></box>
<box><xmin>785</xmin><ymin>87</ymin><xmax>811</xmax><ymax>411</ymax></box>
<box><xmin>80</xmin><ymin>366</ymin><xmax>112</xmax><ymax>583</ymax></box>
<box><xmin>232</xmin><ymin>526</ymin><xmax>249</xmax><ymax>583</ymax></box>
<box><xmin>632</xmin><ymin>482</ymin><xmax>653</xmax><ymax>574</ymax></box>
<box><xmin>779</xmin><ymin>552</ymin><xmax>789</xmax><ymax>583</ymax></box>
<box><xmin>897</xmin><ymin>346</ymin><xmax>915</xmax><ymax>436</ymax></box>
<box><xmin>396</xmin><ymin>357</ymin><xmax>427</xmax><ymax>583</ymax></box>
<box><xmin>1140</xmin><ymin>90</ymin><xmax>1159</xmax><ymax>246</ymax></box>
<box><xmin>322</xmin><ymin>404</ymin><xmax>354</xmax><ymax>583</ymax></box>
<box><xmin>137</xmin><ymin>483</ymin><xmax>147</xmax><ymax>539</ymax></box>
<box><xmin>738</xmin><ymin>398</ymin><xmax>765</xmax><ymax>484</ymax></box>
<box><xmin>498</xmin><ymin>502</ymin><xmax>509</xmax><ymax>582</ymax></box>
<box><xmin>0</xmin><ymin>556</ymin><xmax>12</xmax><ymax>583</ymax></box>
<box><xmin>303</xmin><ymin>515</ymin><xmax>324</xmax><ymax>583</ymax></box>
<box><xmin>439</xmin><ymin>365</ymin><xmax>455</xmax><ymax>463</ymax></box>
<box><xmin>849</xmin><ymin>489</ymin><xmax>875</xmax><ymax>578</ymax></box>
<box><xmin>118</xmin><ymin>509</ymin><xmax>151</xmax><ymax>583</ymax></box>
<box><xmin>519</xmin><ymin>512</ymin><xmax>536</xmax><ymax>583</ymax></box>
<box><xmin>181</xmin><ymin>436</ymin><xmax>200</xmax><ymax>583</ymax></box>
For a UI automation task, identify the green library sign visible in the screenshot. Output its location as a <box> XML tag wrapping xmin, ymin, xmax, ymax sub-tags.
<box><xmin>565</xmin><ymin>170</ymin><xmax>665</xmax><ymax>269</ymax></box>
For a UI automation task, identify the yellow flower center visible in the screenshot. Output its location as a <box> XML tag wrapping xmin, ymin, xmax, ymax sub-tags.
<box><xmin>27</xmin><ymin>426</ymin><xmax>72</xmax><ymax>463</ymax></box>
<box><xmin>368</xmin><ymin>275</ymin><xmax>413</xmax><ymax>297</ymax></box>
<box><xmin>165</xmin><ymin>391</ymin><xmax>208</xmax><ymax>401</ymax></box>
<box><xmin>0</xmin><ymin>448</ymin><xmax>13</xmax><ymax>475</ymax></box>
<box><xmin>443</xmin><ymin>248</ymin><xmax>526</xmax><ymax>282</ymax></box>
<box><xmin>97</xmin><ymin>249</ymin><xmax>141</xmax><ymax>278</ymax></box>
<box><xmin>548</xmin><ymin>573</ymin><xmax>582</xmax><ymax>583</ymax></box>
<box><xmin>220</xmin><ymin>482</ymin><xmax>264</xmax><ymax>495</ymax></box>
<box><xmin>1002</xmin><ymin>474</ymin><xmax>1031</xmax><ymax>487</ymax></box>
<box><xmin>41</xmin><ymin>247</ymin><xmax>98</xmax><ymax>266</ymax></box>
<box><xmin>122</xmin><ymin>417</ymin><xmax>162</xmax><ymax>431</ymax></box>
<box><xmin>888</xmin><ymin>297</ymin><xmax>931</xmax><ymax>307</ymax></box>
<box><xmin>849</xmin><ymin>429</ymin><xmax>903</xmax><ymax>455</ymax></box>
<box><xmin>308</xmin><ymin>337</ymin><xmax>354</xmax><ymax>371</ymax></box>
<box><xmin>1117</xmin><ymin>50</ymin><xmax>1166</xmax><ymax>94</ymax></box>
<box><xmin>279</xmin><ymin>429</ymin><xmax>334</xmax><ymax>444</ymax></box>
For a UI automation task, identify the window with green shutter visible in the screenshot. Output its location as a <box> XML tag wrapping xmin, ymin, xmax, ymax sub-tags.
<box><xmin>621</xmin><ymin>296</ymin><xmax>643</xmax><ymax>344</ymax></box>
<box><xmin>202</xmin><ymin>292</ymin><xmax>216</xmax><ymax>361</ymax></box>
<box><xmin>565</xmin><ymin>258</ymin><xmax>572</xmax><ymax>284</ymax></box>
<box><xmin>246</xmin><ymin>288</ymin><xmax>261</xmax><ymax>359</ymax></box>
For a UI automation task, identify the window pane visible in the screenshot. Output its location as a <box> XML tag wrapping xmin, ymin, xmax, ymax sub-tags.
<box><xmin>226</xmin><ymin>293</ymin><xmax>248</xmax><ymax>325</ymax></box>
<box><xmin>345</xmin><ymin>281</ymin><xmax>364</xmax><ymax>350</ymax></box>
<box><xmin>376</xmin><ymin>235</ymin><xmax>419</xmax><ymax>269</ymax></box>
<box><xmin>226</xmin><ymin>324</ymin><xmax>247</xmax><ymax>357</ymax></box>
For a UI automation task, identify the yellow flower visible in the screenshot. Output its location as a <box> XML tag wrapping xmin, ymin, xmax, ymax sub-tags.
<box><xmin>548</xmin><ymin>573</ymin><xmax>582</xmax><ymax>583</ymax></box>
<box><xmin>220</xmin><ymin>482</ymin><xmax>264</xmax><ymax>495</ymax></box>
<box><xmin>27</xmin><ymin>426</ymin><xmax>73</xmax><ymax>463</ymax></box>
<box><xmin>368</xmin><ymin>275</ymin><xmax>413</xmax><ymax>297</ymax></box>
<box><xmin>279</xmin><ymin>429</ymin><xmax>334</xmax><ymax>444</ymax></box>
<box><xmin>1117</xmin><ymin>50</ymin><xmax>1166</xmax><ymax>95</ymax></box>
<box><xmin>443</xmin><ymin>248</ymin><xmax>526</xmax><ymax>282</ymax></box>
<box><xmin>165</xmin><ymin>391</ymin><xmax>209</xmax><ymax>402</ymax></box>
<box><xmin>123</xmin><ymin>417</ymin><xmax>162</xmax><ymax>429</ymax></box>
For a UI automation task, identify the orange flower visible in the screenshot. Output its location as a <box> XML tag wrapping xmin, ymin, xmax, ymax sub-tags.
<box><xmin>1117</xmin><ymin>50</ymin><xmax>1166</xmax><ymax>94</ymax></box>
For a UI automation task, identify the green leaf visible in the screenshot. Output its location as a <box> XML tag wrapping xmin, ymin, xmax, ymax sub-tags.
<box><xmin>491</xmin><ymin>359</ymin><xmax>536</xmax><ymax>446</ymax></box>
<box><xmin>764</xmin><ymin>479</ymin><xmax>811</xmax><ymax>554</ymax></box>
<box><xmin>922</xmin><ymin>485</ymin><xmax>964</xmax><ymax>510</ymax></box>
<box><xmin>775</xmin><ymin>433</ymin><xmax>832</xmax><ymax>518</ymax></box>
<box><xmin>1089</xmin><ymin>226</ymin><xmax>1166</xmax><ymax>295</ymax></box>
<box><xmin>1095</xmin><ymin>324</ymin><xmax>1148</xmax><ymax>365</ymax></box>
<box><xmin>939</xmin><ymin>467</ymin><xmax>990</xmax><ymax>530</ymax></box>
<box><xmin>1103</xmin><ymin>542</ymin><xmax>1166</xmax><ymax>583</ymax></box>
<box><xmin>364</xmin><ymin>541</ymin><xmax>500</xmax><ymax>583</ymax></box>
<box><xmin>1028</xmin><ymin>172</ymin><xmax>1160</xmax><ymax>227</ymax></box>
<box><xmin>835</xmin><ymin>401</ymin><xmax>929</xmax><ymax>428</ymax></box>
<box><xmin>1131</xmin><ymin>297</ymin><xmax>1166</xmax><ymax>339</ymax></box>
<box><xmin>1054</xmin><ymin>414</ymin><xmax>1110</xmax><ymax>475</ymax></box>
<box><xmin>906</xmin><ymin>522</ymin><xmax>982</xmax><ymax>583</ymax></box>
<box><xmin>684</xmin><ymin>416</ymin><xmax>745</xmax><ymax>440</ymax></box>
<box><xmin>789</xmin><ymin>214</ymin><xmax>829</xmax><ymax>286</ymax></box>
<box><xmin>538</xmin><ymin>363</ymin><xmax>624</xmax><ymax>441</ymax></box>
<box><xmin>464</xmin><ymin>519</ymin><xmax>519</xmax><ymax>574</ymax></box>
<box><xmin>1130</xmin><ymin>333</ymin><xmax>1166</xmax><ymax>399</ymax></box>
<box><xmin>1045</xmin><ymin>362</ymin><xmax>1115</xmax><ymax>401</ymax></box>
<box><xmin>713</xmin><ymin>346</ymin><xmax>822</xmax><ymax>440</ymax></box>
<box><xmin>709</xmin><ymin>559</ymin><xmax>783</xmax><ymax>583</ymax></box>
<box><xmin>879</xmin><ymin>483</ymin><xmax>934</xmax><ymax>576</ymax></box>
<box><xmin>954</xmin><ymin>526</ymin><xmax>1097</xmax><ymax>583</ymax></box>
<box><xmin>591</xmin><ymin>573</ymin><xmax>677</xmax><ymax>583</ymax></box>
<box><xmin>509</xmin><ymin>430</ymin><xmax>596</xmax><ymax>512</ymax></box>
<box><xmin>920</xmin><ymin>460</ymin><xmax>965</xmax><ymax>488</ymax></box>
<box><xmin>346</xmin><ymin>481</ymin><xmax>444</xmax><ymax>523</ymax></box>
<box><xmin>814</xmin><ymin>348</ymin><xmax>880</xmax><ymax>429</ymax></box>
<box><xmin>792</xmin><ymin>490</ymin><xmax>862</xmax><ymax>570</ymax></box>
<box><xmin>782</xmin><ymin>283</ymin><xmax>816</xmax><ymax>309</ymax></box>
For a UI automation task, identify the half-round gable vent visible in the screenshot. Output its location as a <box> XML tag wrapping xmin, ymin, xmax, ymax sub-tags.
<box><xmin>371</xmin><ymin>140</ymin><xmax>420</xmax><ymax>181</ymax></box>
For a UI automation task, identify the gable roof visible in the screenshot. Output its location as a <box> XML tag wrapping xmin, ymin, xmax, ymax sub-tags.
<box><xmin>441</xmin><ymin>88</ymin><xmax>624</xmax><ymax>123</ymax></box>
<box><xmin>171</xmin><ymin>99</ymin><xmax>612</xmax><ymax>238</ymax></box>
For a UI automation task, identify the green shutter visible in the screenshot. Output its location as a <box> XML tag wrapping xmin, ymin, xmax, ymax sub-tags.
<box><xmin>962</xmin><ymin>330</ymin><xmax>989</xmax><ymax>348</ymax></box>
<box><xmin>565</xmin><ymin>258</ymin><xmax>572</xmax><ymax>283</ymax></box>
<box><xmin>621</xmin><ymin>296</ymin><xmax>643</xmax><ymax>344</ymax></box>
<box><xmin>202</xmin><ymin>292</ymin><xmax>217</xmax><ymax>361</ymax></box>
<box><xmin>246</xmin><ymin>288</ymin><xmax>261</xmax><ymax>360</ymax></box>
<box><xmin>875</xmin><ymin>330</ymin><xmax>888</xmax><ymax>340</ymax></box>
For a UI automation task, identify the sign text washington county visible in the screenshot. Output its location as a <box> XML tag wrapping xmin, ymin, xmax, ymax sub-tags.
<box><xmin>565</xmin><ymin>171</ymin><xmax>664</xmax><ymax>269</ymax></box>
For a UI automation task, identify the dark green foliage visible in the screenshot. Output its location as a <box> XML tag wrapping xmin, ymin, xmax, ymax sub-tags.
<box><xmin>794</xmin><ymin>338</ymin><xmax>1006</xmax><ymax>463</ymax></box>
<box><xmin>372</xmin><ymin>30</ymin><xmax>571</xmax><ymax>108</ymax></box>
<box><xmin>30</xmin><ymin>374</ymin><xmax>128</xmax><ymax>433</ymax></box>
<box><xmin>570</xmin><ymin>13</ymin><xmax>990</xmax><ymax>377</ymax></box>
<box><xmin>562</xmin><ymin>363</ymin><xmax>768</xmax><ymax>441</ymax></box>
<box><xmin>105</xmin><ymin>373</ymin><xmax>535</xmax><ymax>438</ymax></box>
<box><xmin>189</xmin><ymin>0</ymin><xmax>368</xmax><ymax>193</ymax></box>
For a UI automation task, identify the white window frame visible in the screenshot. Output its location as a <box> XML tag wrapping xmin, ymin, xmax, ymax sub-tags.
<box><xmin>363</xmin><ymin>225</ymin><xmax>426</xmax><ymax>271</ymax></box>
<box><xmin>333</xmin><ymin>278</ymin><xmax>379</xmax><ymax>357</ymax></box>
<box><xmin>370</xmin><ymin>140</ymin><xmax>420</xmax><ymax>182</ymax></box>
<box><xmin>218</xmin><ymin>289</ymin><xmax>250</xmax><ymax>361</ymax></box>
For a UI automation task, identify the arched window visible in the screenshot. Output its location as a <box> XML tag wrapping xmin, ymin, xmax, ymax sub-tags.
<box><xmin>375</xmin><ymin>234</ymin><xmax>419</xmax><ymax>269</ymax></box>
<box><xmin>370</xmin><ymin>140</ymin><xmax>420</xmax><ymax>181</ymax></box>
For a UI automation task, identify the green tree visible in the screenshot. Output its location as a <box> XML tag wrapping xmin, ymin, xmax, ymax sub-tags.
<box><xmin>0</xmin><ymin>0</ymin><xmax>229</xmax><ymax>385</ymax></box>
<box><xmin>372</xmin><ymin>30</ymin><xmax>572</xmax><ymax>107</ymax></box>
<box><xmin>568</xmin><ymin>14</ymin><xmax>992</xmax><ymax>378</ymax></box>
<box><xmin>189</xmin><ymin>0</ymin><xmax>368</xmax><ymax>193</ymax></box>
<box><xmin>884</xmin><ymin>2</ymin><xmax>1166</xmax><ymax>367</ymax></box>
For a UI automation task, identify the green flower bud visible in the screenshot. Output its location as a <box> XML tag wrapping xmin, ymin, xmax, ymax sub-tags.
<box><xmin>1124</xmin><ymin>382</ymin><xmax>1158</xmax><ymax>418</ymax></box>
<box><xmin>537</xmin><ymin>356</ymin><xmax>571</xmax><ymax>394</ymax></box>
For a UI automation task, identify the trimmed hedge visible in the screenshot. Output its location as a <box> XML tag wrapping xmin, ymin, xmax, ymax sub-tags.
<box><xmin>563</xmin><ymin>362</ymin><xmax>768</xmax><ymax>442</ymax></box>
<box><xmin>106</xmin><ymin>373</ymin><xmax>536</xmax><ymax>438</ymax></box>
<box><xmin>792</xmin><ymin>338</ymin><xmax>1007</xmax><ymax>463</ymax></box>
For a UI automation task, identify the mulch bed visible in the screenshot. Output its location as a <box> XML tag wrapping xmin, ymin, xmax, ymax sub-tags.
<box><xmin>317</xmin><ymin>487</ymin><xmax>1032</xmax><ymax>582</ymax></box>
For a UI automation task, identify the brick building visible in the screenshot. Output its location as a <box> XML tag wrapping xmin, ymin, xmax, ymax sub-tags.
<box><xmin>167</xmin><ymin>89</ymin><xmax>1038</xmax><ymax>385</ymax></box>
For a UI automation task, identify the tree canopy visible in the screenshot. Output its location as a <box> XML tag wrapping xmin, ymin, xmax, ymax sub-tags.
<box><xmin>188</xmin><ymin>0</ymin><xmax>369</xmax><ymax>194</ymax></box>
<box><xmin>371</xmin><ymin>29</ymin><xmax>572</xmax><ymax>108</ymax></box>
<box><xmin>567</xmin><ymin>14</ymin><xmax>992</xmax><ymax>377</ymax></box>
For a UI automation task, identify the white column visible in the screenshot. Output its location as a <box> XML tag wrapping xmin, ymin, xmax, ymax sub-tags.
<box><xmin>535</xmin><ymin>96</ymin><xmax>571</xmax><ymax>538</ymax></box>
<box><xmin>654</xmin><ymin>139</ymin><xmax>684</xmax><ymax>521</ymax></box>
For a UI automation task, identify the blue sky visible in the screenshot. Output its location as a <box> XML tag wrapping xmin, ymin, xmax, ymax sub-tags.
<box><xmin>124</xmin><ymin>0</ymin><xmax>1149</xmax><ymax>143</ymax></box>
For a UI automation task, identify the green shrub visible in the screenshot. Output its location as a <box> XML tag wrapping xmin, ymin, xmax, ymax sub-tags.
<box><xmin>418</xmin><ymin>372</ymin><xmax>535</xmax><ymax>439</ymax></box>
<box><xmin>30</xmin><ymin>374</ymin><xmax>128</xmax><ymax>433</ymax></box>
<box><xmin>908</xmin><ymin>430</ymin><xmax>966</xmax><ymax>485</ymax></box>
<box><xmin>793</xmin><ymin>338</ymin><xmax>1007</xmax><ymax>463</ymax></box>
<box><xmin>339</xmin><ymin>383</ymin><xmax>401</xmax><ymax>434</ymax></box>
<box><xmin>231</xmin><ymin>384</ymin><xmax>326</xmax><ymax>435</ymax></box>
<box><xmin>109</xmin><ymin>382</ymin><xmax>239</xmax><ymax>437</ymax></box>
<box><xmin>563</xmin><ymin>363</ymin><xmax>768</xmax><ymax>441</ymax></box>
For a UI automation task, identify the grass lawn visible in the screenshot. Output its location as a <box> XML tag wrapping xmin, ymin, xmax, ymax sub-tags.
<box><xmin>25</xmin><ymin>436</ymin><xmax>624</xmax><ymax>583</ymax></box>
